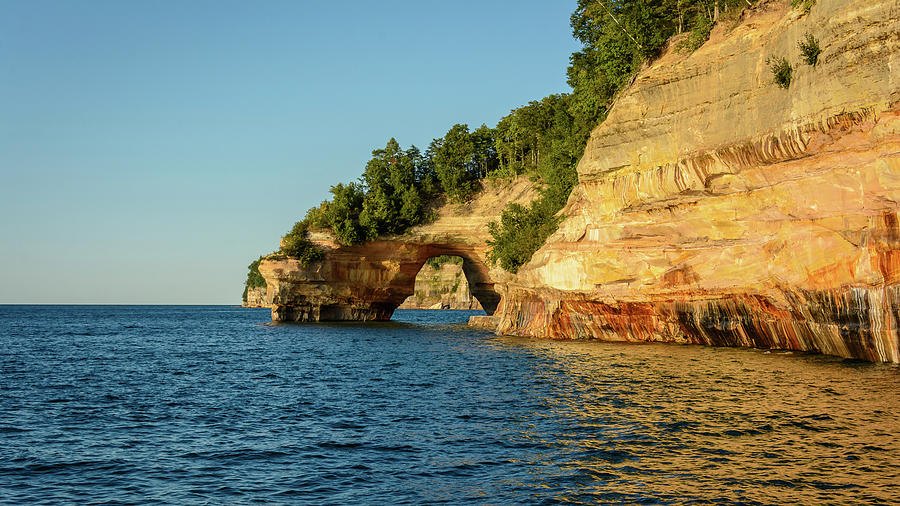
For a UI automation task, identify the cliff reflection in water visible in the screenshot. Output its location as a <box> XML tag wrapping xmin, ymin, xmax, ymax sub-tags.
<box><xmin>489</xmin><ymin>337</ymin><xmax>900</xmax><ymax>503</ymax></box>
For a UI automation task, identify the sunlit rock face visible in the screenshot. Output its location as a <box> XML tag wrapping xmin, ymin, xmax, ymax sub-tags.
<box><xmin>242</xmin><ymin>286</ymin><xmax>269</xmax><ymax>308</ymax></box>
<box><xmin>259</xmin><ymin>178</ymin><xmax>537</xmax><ymax>322</ymax></box>
<box><xmin>495</xmin><ymin>0</ymin><xmax>900</xmax><ymax>362</ymax></box>
<box><xmin>397</xmin><ymin>262</ymin><xmax>483</xmax><ymax>310</ymax></box>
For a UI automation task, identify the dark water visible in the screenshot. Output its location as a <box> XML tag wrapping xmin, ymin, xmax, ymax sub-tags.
<box><xmin>1</xmin><ymin>306</ymin><xmax>898</xmax><ymax>504</ymax></box>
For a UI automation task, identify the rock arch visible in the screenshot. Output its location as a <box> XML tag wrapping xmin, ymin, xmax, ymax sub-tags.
<box><xmin>257</xmin><ymin>178</ymin><xmax>538</xmax><ymax>322</ymax></box>
<box><xmin>259</xmin><ymin>240</ymin><xmax>499</xmax><ymax>322</ymax></box>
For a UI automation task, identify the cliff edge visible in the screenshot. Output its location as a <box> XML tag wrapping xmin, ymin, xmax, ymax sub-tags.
<box><xmin>495</xmin><ymin>0</ymin><xmax>900</xmax><ymax>362</ymax></box>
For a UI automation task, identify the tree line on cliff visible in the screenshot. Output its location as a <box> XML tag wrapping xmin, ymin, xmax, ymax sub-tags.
<box><xmin>242</xmin><ymin>257</ymin><xmax>266</xmax><ymax>304</ymax></box>
<box><xmin>490</xmin><ymin>0</ymin><xmax>763</xmax><ymax>271</ymax></box>
<box><xmin>246</xmin><ymin>0</ymin><xmax>769</xmax><ymax>295</ymax></box>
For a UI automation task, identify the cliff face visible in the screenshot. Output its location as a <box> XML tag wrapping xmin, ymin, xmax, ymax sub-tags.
<box><xmin>242</xmin><ymin>286</ymin><xmax>269</xmax><ymax>308</ymax></box>
<box><xmin>495</xmin><ymin>0</ymin><xmax>900</xmax><ymax>362</ymax></box>
<box><xmin>397</xmin><ymin>262</ymin><xmax>483</xmax><ymax>310</ymax></box>
<box><xmin>259</xmin><ymin>178</ymin><xmax>536</xmax><ymax>321</ymax></box>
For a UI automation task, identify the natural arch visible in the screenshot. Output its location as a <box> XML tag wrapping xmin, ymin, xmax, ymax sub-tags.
<box><xmin>258</xmin><ymin>177</ymin><xmax>538</xmax><ymax>322</ymax></box>
<box><xmin>259</xmin><ymin>240</ymin><xmax>500</xmax><ymax>322</ymax></box>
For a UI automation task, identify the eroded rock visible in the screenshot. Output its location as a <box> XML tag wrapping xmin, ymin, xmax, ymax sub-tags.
<box><xmin>259</xmin><ymin>178</ymin><xmax>538</xmax><ymax>322</ymax></box>
<box><xmin>397</xmin><ymin>262</ymin><xmax>483</xmax><ymax>310</ymax></box>
<box><xmin>242</xmin><ymin>286</ymin><xmax>270</xmax><ymax>308</ymax></box>
<box><xmin>494</xmin><ymin>0</ymin><xmax>900</xmax><ymax>362</ymax></box>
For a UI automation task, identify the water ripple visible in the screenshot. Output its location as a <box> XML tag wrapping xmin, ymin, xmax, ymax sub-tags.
<box><xmin>0</xmin><ymin>306</ymin><xmax>898</xmax><ymax>504</ymax></box>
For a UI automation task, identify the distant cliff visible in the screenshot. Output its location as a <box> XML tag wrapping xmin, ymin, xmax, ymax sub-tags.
<box><xmin>494</xmin><ymin>0</ymin><xmax>900</xmax><ymax>362</ymax></box>
<box><xmin>242</xmin><ymin>286</ymin><xmax>269</xmax><ymax>308</ymax></box>
<box><xmin>398</xmin><ymin>261</ymin><xmax>483</xmax><ymax>310</ymax></box>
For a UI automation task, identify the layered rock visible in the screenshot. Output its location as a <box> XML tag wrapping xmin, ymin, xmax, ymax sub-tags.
<box><xmin>495</xmin><ymin>0</ymin><xmax>900</xmax><ymax>362</ymax></box>
<box><xmin>259</xmin><ymin>178</ymin><xmax>537</xmax><ymax>321</ymax></box>
<box><xmin>242</xmin><ymin>285</ymin><xmax>270</xmax><ymax>308</ymax></box>
<box><xmin>397</xmin><ymin>262</ymin><xmax>483</xmax><ymax>310</ymax></box>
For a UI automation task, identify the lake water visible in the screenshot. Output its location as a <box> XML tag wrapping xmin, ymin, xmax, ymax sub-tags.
<box><xmin>1</xmin><ymin>305</ymin><xmax>898</xmax><ymax>504</ymax></box>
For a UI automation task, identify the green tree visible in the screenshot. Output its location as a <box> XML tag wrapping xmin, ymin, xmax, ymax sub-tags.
<box><xmin>489</xmin><ymin>0</ymin><xmax>770</xmax><ymax>274</ymax></box>
<box><xmin>471</xmin><ymin>124</ymin><xmax>499</xmax><ymax>178</ymax></box>
<box><xmin>359</xmin><ymin>138</ymin><xmax>431</xmax><ymax>235</ymax></box>
<box><xmin>431</xmin><ymin>124</ymin><xmax>478</xmax><ymax>202</ymax></box>
<box><xmin>242</xmin><ymin>256</ymin><xmax>267</xmax><ymax>302</ymax></box>
<box><xmin>279</xmin><ymin>221</ymin><xmax>325</xmax><ymax>264</ymax></box>
<box><xmin>399</xmin><ymin>184</ymin><xmax>425</xmax><ymax>225</ymax></box>
<box><xmin>486</xmin><ymin>94</ymin><xmax>581</xmax><ymax>273</ymax></box>
<box><xmin>294</xmin><ymin>138</ymin><xmax>436</xmax><ymax>246</ymax></box>
<box><xmin>327</xmin><ymin>182</ymin><xmax>369</xmax><ymax>245</ymax></box>
<box><xmin>488</xmin><ymin>203</ymin><xmax>563</xmax><ymax>273</ymax></box>
<box><xmin>566</xmin><ymin>0</ymin><xmax>756</xmax><ymax>127</ymax></box>
<box><xmin>275</xmin><ymin>0</ymin><xmax>765</xmax><ymax>268</ymax></box>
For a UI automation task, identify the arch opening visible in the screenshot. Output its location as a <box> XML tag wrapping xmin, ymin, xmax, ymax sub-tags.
<box><xmin>390</xmin><ymin>246</ymin><xmax>500</xmax><ymax>317</ymax></box>
<box><xmin>398</xmin><ymin>255</ymin><xmax>485</xmax><ymax>311</ymax></box>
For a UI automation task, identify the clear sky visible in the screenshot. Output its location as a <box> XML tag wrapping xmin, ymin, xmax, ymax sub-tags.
<box><xmin>0</xmin><ymin>0</ymin><xmax>580</xmax><ymax>304</ymax></box>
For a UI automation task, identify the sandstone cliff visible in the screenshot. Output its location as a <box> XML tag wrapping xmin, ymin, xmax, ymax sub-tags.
<box><xmin>259</xmin><ymin>177</ymin><xmax>537</xmax><ymax>321</ymax></box>
<box><xmin>242</xmin><ymin>286</ymin><xmax>269</xmax><ymax>308</ymax></box>
<box><xmin>495</xmin><ymin>0</ymin><xmax>900</xmax><ymax>362</ymax></box>
<box><xmin>397</xmin><ymin>262</ymin><xmax>483</xmax><ymax>310</ymax></box>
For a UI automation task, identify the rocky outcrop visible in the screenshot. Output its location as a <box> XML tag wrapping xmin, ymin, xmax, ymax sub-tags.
<box><xmin>468</xmin><ymin>315</ymin><xmax>498</xmax><ymax>331</ymax></box>
<box><xmin>397</xmin><ymin>262</ymin><xmax>483</xmax><ymax>310</ymax></box>
<box><xmin>259</xmin><ymin>178</ymin><xmax>537</xmax><ymax>321</ymax></box>
<box><xmin>242</xmin><ymin>286</ymin><xmax>270</xmax><ymax>308</ymax></box>
<box><xmin>495</xmin><ymin>0</ymin><xmax>900</xmax><ymax>362</ymax></box>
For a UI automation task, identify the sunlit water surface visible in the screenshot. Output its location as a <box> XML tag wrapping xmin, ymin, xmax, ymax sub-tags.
<box><xmin>1</xmin><ymin>306</ymin><xmax>898</xmax><ymax>504</ymax></box>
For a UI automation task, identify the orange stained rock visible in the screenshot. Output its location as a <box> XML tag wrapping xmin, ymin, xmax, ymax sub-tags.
<box><xmin>495</xmin><ymin>0</ymin><xmax>900</xmax><ymax>363</ymax></box>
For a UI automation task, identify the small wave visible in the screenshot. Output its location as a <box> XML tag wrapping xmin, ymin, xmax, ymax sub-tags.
<box><xmin>659</xmin><ymin>420</ymin><xmax>696</xmax><ymax>433</ymax></box>
<box><xmin>252</xmin><ymin>373</ymin><xmax>280</xmax><ymax>379</ymax></box>
<box><xmin>369</xmin><ymin>444</ymin><xmax>420</xmax><ymax>453</ymax></box>
<box><xmin>787</xmin><ymin>420</ymin><xmax>829</xmax><ymax>432</ymax></box>
<box><xmin>181</xmin><ymin>449</ymin><xmax>295</xmax><ymax>461</ymax></box>
<box><xmin>762</xmin><ymin>479</ymin><xmax>798</xmax><ymax>488</ymax></box>
<box><xmin>803</xmin><ymin>413</ymin><xmax>834</xmax><ymax>421</ymax></box>
<box><xmin>317</xmin><ymin>441</ymin><xmax>364</xmax><ymax>449</ymax></box>
<box><xmin>21</xmin><ymin>458</ymin><xmax>129</xmax><ymax>474</ymax></box>
<box><xmin>272</xmin><ymin>488</ymin><xmax>310</xmax><ymax>497</ymax></box>
<box><xmin>721</xmin><ymin>425</ymin><xmax>773</xmax><ymax>437</ymax></box>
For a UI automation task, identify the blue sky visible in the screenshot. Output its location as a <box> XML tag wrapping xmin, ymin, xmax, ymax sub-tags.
<box><xmin>0</xmin><ymin>0</ymin><xmax>580</xmax><ymax>304</ymax></box>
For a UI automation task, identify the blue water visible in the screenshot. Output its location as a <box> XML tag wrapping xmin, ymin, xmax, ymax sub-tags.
<box><xmin>1</xmin><ymin>306</ymin><xmax>898</xmax><ymax>504</ymax></box>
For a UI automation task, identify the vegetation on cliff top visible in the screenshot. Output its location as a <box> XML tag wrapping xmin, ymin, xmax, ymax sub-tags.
<box><xmin>489</xmin><ymin>0</ymin><xmax>761</xmax><ymax>272</ymax></box>
<box><xmin>241</xmin><ymin>257</ymin><xmax>266</xmax><ymax>303</ymax></box>
<box><xmin>278</xmin><ymin>221</ymin><xmax>325</xmax><ymax>264</ymax></box>
<box><xmin>247</xmin><ymin>0</ymin><xmax>770</xmax><ymax>286</ymax></box>
<box><xmin>300</xmin><ymin>139</ymin><xmax>437</xmax><ymax>245</ymax></box>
